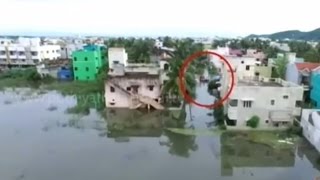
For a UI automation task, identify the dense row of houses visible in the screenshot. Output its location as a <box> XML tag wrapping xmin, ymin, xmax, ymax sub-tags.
<box><xmin>209</xmin><ymin>45</ymin><xmax>320</xmax><ymax>153</ymax></box>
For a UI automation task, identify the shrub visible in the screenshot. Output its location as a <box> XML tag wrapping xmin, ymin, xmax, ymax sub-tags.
<box><xmin>247</xmin><ymin>115</ymin><xmax>260</xmax><ymax>128</ymax></box>
<box><xmin>219</xmin><ymin>124</ymin><xmax>227</xmax><ymax>130</ymax></box>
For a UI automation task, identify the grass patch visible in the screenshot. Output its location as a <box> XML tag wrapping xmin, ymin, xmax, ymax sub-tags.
<box><xmin>166</xmin><ymin>128</ymin><xmax>223</xmax><ymax>136</ymax></box>
<box><xmin>66</xmin><ymin>105</ymin><xmax>90</xmax><ymax>115</ymax></box>
<box><xmin>42</xmin><ymin>81</ymin><xmax>103</xmax><ymax>95</ymax></box>
<box><xmin>223</xmin><ymin>131</ymin><xmax>299</xmax><ymax>150</ymax></box>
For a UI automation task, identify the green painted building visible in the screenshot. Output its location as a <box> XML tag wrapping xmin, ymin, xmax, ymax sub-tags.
<box><xmin>72</xmin><ymin>44</ymin><xmax>107</xmax><ymax>81</ymax></box>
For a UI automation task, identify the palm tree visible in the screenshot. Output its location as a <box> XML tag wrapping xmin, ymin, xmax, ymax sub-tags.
<box><xmin>162</xmin><ymin>39</ymin><xmax>204</xmax><ymax>118</ymax></box>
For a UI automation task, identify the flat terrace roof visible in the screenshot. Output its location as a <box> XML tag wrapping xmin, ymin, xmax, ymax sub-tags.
<box><xmin>238</xmin><ymin>79</ymin><xmax>283</xmax><ymax>87</ymax></box>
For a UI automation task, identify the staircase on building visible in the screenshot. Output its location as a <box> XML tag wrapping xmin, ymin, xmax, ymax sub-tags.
<box><xmin>109</xmin><ymin>80</ymin><xmax>164</xmax><ymax>110</ymax></box>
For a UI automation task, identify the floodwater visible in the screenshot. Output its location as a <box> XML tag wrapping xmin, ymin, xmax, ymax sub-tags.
<box><xmin>0</xmin><ymin>85</ymin><xmax>320</xmax><ymax>180</ymax></box>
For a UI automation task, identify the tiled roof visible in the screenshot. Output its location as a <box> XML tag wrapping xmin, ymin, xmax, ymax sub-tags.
<box><xmin>295</xmin><ymin>62</ymin><xmax>320</xmax><ymax>71</ymax></box>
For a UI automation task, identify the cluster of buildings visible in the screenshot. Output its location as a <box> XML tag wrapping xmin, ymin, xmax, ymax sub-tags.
<box><xmin>209</xmin><ymin>45</ymin><xmax>320</xmax><ymax>154</ymax></box>
<box><xmin>0</xmin><ymin>37</ymin><xmax>61</xmax><ymax>66</ymax></box>
<box><xmin>211</xmin><ymin>47</ymin><xmax>303</xmax><ymax>129</ymax></box>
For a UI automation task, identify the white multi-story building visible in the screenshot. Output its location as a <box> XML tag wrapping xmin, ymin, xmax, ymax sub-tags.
<box><xmin>0</xmin><ymin>38</ymin><xmax>61</xmax><ymax>66</ymax></box>
<box><xmin>108</xmin><ymin>47</ymin><xmax>128</xmax><ymax>69</ymax></box>
<box><xmin>220</xmin><ymin>56</ymin><xmax>303</xmax><ymax>129</ymax></box>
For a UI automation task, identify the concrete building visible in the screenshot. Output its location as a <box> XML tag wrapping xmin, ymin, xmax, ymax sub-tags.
<box><xmin>60</xmin><ymin>44</ymin><xmax>84</xmax><ymax>59</ymax></box>
<box><xmin>105</xmin><ymin>64</ymin><xmax>164</xmax><ymax>110</ymax></box>
<box><xmin>0</xmin><ymin>38</ymin><xmax>61</xmax><ymax>66</ymax></box>
<box><xmin>220</xmin><ymin>58</ymin><xmax>303</xmax><ymax>129</ymax></box>
<box><xmin>300</xmin><ymin>109</ymin><xmax>320</xmax><ymax>154</ymax></box>
<box><xmin>270</xmin><ymin>42</ymin><xmax>290</xmax><ymax>52</ymax></box>
<box><xmin>72</xmin><ymin>44</ymin><xmax>107</xmax><ymax>81</ymax></box>
<box><xmin>108</xmin><ymin>48</ymin><xmax>128</xmax><ymax>69</ymax></box>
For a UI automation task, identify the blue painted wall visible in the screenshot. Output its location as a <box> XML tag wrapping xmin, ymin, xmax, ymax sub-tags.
<box><xmin>310</xmin><ymin>73</ymin><xmax>320</xmax><ymax>108</ymax></box>
<box><xmin>57</xmin><ymin>67</ymin><xmax>73</xmax><ymax>80</ymax></box>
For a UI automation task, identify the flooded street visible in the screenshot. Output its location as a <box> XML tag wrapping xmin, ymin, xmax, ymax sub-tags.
<box><xmin>0</xmin><ymin>86</ymin><xmax>320</xmax><ymax>180</ymax></box>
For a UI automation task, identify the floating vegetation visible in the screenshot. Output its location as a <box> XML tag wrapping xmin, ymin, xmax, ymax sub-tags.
<box><xmin>66</xmin><ymin>105</ymin><xmax>90</xmax><ymax>115</ymax></box>
<box><xmin>166</xmin><ymin>128</ymin><xmax>222</xmax><ymax>136</ymax></box>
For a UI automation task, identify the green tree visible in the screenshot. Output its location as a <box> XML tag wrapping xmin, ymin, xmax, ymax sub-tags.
<box><xmin>163</xmin><ymin>36</ymin><xmax>175</xmax><ymax>47</ymax></box>
<box><xmin>303</xmin><ymin>48</ymin><xmax>320</xmax><ymax>62</ymax></box>
<box><xmin>288</xmin><ymin>41</ymin><xmax>313</xmax><ymax>58</ymax></box>
<box><xmin>273</xmin><ymin>55</ymin><xmax>289</xmax><ymax>79</ymax></box>
<box><xmin>162</xmin><ymin>39</ymin><xmax>204</xmax><ymax>105</ymax></box>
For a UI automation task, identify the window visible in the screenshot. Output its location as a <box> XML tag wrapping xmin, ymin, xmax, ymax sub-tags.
<box><xmin>229</xmin><ymin>99</ymin><xmax>238</xmax><ymax>107</ymax></box>
<box><xmin>241</xmin><ymin>61</ymin><xmax>244</xmax><ymax>64</ymax></box>
<box><xmin>126</xmin><ymin>87</ymin><xmax>131</xmax><ymax>91</ymax></box>
<box><xmin>256</xmin><ymin>58</ymin><xmax>259</xmax><ymax>61</ymax></box>
<box><xmin>47</xmin><ymin>51</ymin><xmax>49</xmax><ymax>53</ymax></box>
<box><xmin>113</xmin><ymin>61</ymin><xmax>119</xmax><ymax>64</ymax></box>
<box><xmin>74</xmin><ymin>57</ymin><xmax>77</xmax><ymax>61</ymax></box>
<box><xmin>149</xmin><ymin>85</ymin><xmax>154</xmax><ymax>91</ymax></box>
<box><xmin>52</xmin><ymin>50</ymin><xmax>54</xmax><ymax>53</ymax></box>
<box><xmin>271</xmin><ymin>100</ymin><xmax>275</xmax><ymax>105</ymax></box>
<box><xmin>295</xmin><ymin>100</ymin><xmax>302</xmax><ymax>107</ymax></box>
<box><xmin>265</xmin><ymin>120</ymin><xmax>269</xmax><ymax>124</ymax></box>
<box><xmin>255</xmin><ymin>72</ymin><xmax>260</xmax><ymax>76</ymax></box>
<box><xmin>86</xmin><ymin>67</ymin><xmax>89</xmax><ymax>71</ymax></box>
<box><xmin>110</xmin><ymin>86</ymin><xmax>115</xmax><ymax>92</ymax></box>
<box><xmin>61</xmin><ymin>47</ymin><xmax>65</xmax><ymax>50</ymax></box>
<box><xmin>21</xmin><ymin>59</ymin><xmax>25</xmax><ymax>62</ymax></box>
<box><xmin>87</xmin><ymin>76</ymin><xmax>89</xmax><ymax>80</ymax></box>
<box><xmin>245</xmin><ymin>65</ymin><xmax>250</xmax><ymax>70</ymax></box>
<box><xmin>76</xmin><ymin>76</ymin><xmax>78</xmax><ymax>80</ymax></box>
<box><xmin>243</xmin><ymin>101</ymin><xmax>252</xmax><ymax>108</ymax></box>
<box><xmin>101</xmin><ymin>56</ymin><xmax>105</xmax><ymax>59</ymax></box>
<box><xmin>283</xmin><ymin>95</ymin><xmax>289</xmax><ymax>99</ymax></box>
<box><xmin>85</xmin><ymin>57</ymin><xmax>88</xmax><ymax>61</ymax></box>
<box><xmin>74</xmin><ymin>67</ymin><xmax>78</xmax><ymax>71</ymax></box>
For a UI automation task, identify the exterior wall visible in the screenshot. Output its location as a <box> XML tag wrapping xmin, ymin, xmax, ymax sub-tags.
<box><xmin>310</xmin><ymin>73</ymin><xmax>320</xmax><ymax>108</ymax></box>
<box><xmin>300</xmin><ymin>109</ymin><xmax>320</xmax><ymax>153</ymax></box>
<box><xmin>255</xmin><ymin>66</ymin><xmax>272</xmax><ymax>78</ymax></box>
<box><xmin>285</xmin><ymin>63</ymin><xmax>299</xmax><ymax>84</ymax></box>
<box><xmin>60</xmin><ymin>44</ymin><xmax>84</xmax><ymax>59</ymax></box>
<box><xmin>72</xmin><ymin>45</ymin><xmax>106</xmax><ymax>81</ymax></box>
<box><xmin>108</xmin><ymin>48</ymin><xmax>128</xmax><ymax>68</ymax></box>
<box><xmin>36</xmin><ymin>64</ymin><xmax>59</xmax><ymax>78</ymax></box>
<box><xmin>39</xmin><ymin>45</ymin><xmax>61</xmax><ymax>60</ymax></box>
<box><xmin>105</xmin><ymin>77</ymin><xmax>161</xmax><ymax>108</ymax></box>
<box><xmin>18</xmin><ymin>37</ymin><xmax>41</xmax><ymax>46</ymax></box>
<box><xmin>226</xmin><ymin>85</ymin><xmax>304</xmax><ymax>128</ymax></box>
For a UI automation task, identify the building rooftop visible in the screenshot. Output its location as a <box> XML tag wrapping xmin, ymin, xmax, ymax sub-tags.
<box><xmin>295</xmin><ymin>62</ymin><xmax>320</xmax><ymax>71</ymax></box>
<box><xmin>237</xmin><ymin>77</ymin><xmax>299</xmax><ymax>87</ymax></box>
<box><xmin>238</xmin><ymin>79</ymin><xmax>283</xmax><ymax>87</ymax></box>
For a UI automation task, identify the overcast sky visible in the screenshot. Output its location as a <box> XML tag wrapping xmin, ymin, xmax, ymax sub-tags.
<box><xmin>0</xmin><ymin>0</ymin><xmax>319</xmax><ymax>37</ymax></box>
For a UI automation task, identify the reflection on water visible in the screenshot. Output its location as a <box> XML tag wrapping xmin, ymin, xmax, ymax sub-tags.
<box><xmin>0</xmin><ymin>88</ymin><xmax>320</xmax><ymax>180</ymax></box>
